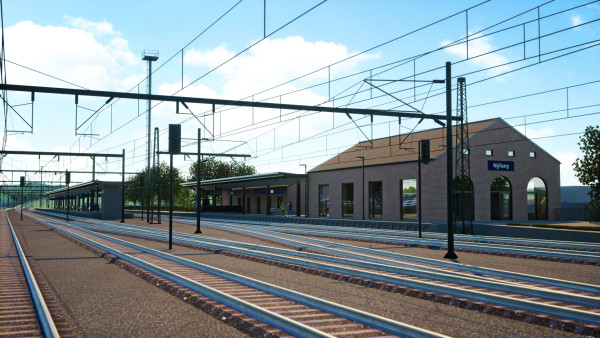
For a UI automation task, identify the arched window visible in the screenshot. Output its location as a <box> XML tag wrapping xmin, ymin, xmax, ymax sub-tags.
<box><xmin>490</xmin><ymin>176</ymin><xmax>512</xmax><ymax>220</ymax></box>
<box><xmin>527</xmin><ymin>177</ymin><xmax>547</xmax><ymax>220</ymax></box>
<box><xmin>453</xmin><ymin>175</ymin><xmax>474</xmax><ymax>221</ymax></box>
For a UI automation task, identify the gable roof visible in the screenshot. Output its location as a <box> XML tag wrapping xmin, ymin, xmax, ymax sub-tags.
<box><xmin>310</xmin><ymin>118</ymin><xmax>500</xmax><ymax>172</ymax></box>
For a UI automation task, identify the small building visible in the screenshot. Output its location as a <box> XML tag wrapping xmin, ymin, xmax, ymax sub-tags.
<box><xmin>307</xmin><ymin>118</ymin><xmax>560</xmax><ymax>222</ymax></box>
<box><xmin>182</xmin><ymin>172</ymin><xmax>306</xmax><ymax>216</ymax></box>
<box><xmin>46</xmin><ymin>180</ymin><xmax>124</xmax><ymax>220</ymax></box>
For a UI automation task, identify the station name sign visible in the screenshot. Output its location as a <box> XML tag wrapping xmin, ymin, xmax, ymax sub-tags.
<box><xmin>488</xmin><ymin>160</ymin><xmax>514</xmax><ymax>171</ymax></box>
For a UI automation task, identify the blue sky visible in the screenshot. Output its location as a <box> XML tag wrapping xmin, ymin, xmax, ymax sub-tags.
<box><xmin>1</xmin><ymin>0</ymin><xmax>599</xmax><ymax>186</ymax></box>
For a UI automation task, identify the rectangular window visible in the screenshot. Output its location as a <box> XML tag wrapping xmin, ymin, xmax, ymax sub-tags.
<box><xmin>318</xmin><ymin>184</ymin><xmax>329</xmax><ymax>217</ymax></box>
<box><xmin>401</xmin><ymin>179</ymin><xmax>417</xmax><ymax>220</ymax></box>
<box><xmin>341</xmin><ymin>183</ymin><xmax>354</xmax><ymax>218</ymax></box>
<box><xmin>463</xmin><ymin>148</ymin><xmax>470</xmax><ymax>155</ymax></box>
<box><xmin>529</xmin><ymin>151</ymin><xmax>536</xmax><ymax>158</ymax></box>
<box><xmin>486</xmin><ymin>150</ymin><xmax>493</xmax><ymax>156</ymax></box>
<box><xmin>368</xmin><ymin>181</ymin><xmax>383</xmax><ymax>219</ymax></box>
<box><xmin>508</xmin><ymin>151</ymin><xmax>515</xmax><ymax>157</ymax></box>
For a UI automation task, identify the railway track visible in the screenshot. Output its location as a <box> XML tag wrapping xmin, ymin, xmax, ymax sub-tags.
<box><xmin>24</xmin><ymin>210</ymin><xmax>445</xmax><ymax>337</ymax></box>
<box><xmin>32</xmin><ymin>210</ymin><xmax>600</xmax><ymax>335</ymax></box>
<box><xmin>0</xmin><ymin>210</ymin><xmax>60</xmax><ymax>337</ymax></box>
<box><xmin>181</xmin><ymin>217</ymin><xmax>600</xmax><ymax>264</ymax></box>
<box><xmin>217</xmin><ymin>219</ymin><xmax>600</xmax><ymax>252</ymax></box>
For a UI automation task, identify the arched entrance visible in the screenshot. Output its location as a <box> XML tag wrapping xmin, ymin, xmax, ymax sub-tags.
<box><xmin>453</xmin><ymin>175</ymin><xmax>474</xmax><ymax>221</ymax></box>
<box><xmin>490</xmin><ymin>176</ymin><xmax>512</xmax><ymax>220</ymax></box>
<box><xmin>527</xmin><ymin>177</ymin><xmax>548</xmax><ymax>220</ymax></box>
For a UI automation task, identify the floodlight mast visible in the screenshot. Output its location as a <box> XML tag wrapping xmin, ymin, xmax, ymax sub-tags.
<box><xmin>142</xmin><ymin>50</ymin><xmax>159</xmax><ymax>224</ymax></box>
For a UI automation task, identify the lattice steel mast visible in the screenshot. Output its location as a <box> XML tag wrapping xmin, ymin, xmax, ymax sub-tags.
<box><xmin>454</xmin><ymin>77</ymin><xmax>473</xmax><ymax>234</ymax></box>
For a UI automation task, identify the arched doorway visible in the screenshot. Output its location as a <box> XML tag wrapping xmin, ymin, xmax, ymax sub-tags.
<box><xmin>453</xmin><ymin>175</ymin><xmax>474</xmax><ymax>221</ymax></box>
<box><xmin>490</xmin><ymin>176</ymin><xmax>512</xmax><ymax>220</ymax></box>
<box><xmin>527</xmin><ymin>177</ymin><xmax>547</xmax><ymax>220</ymax></box>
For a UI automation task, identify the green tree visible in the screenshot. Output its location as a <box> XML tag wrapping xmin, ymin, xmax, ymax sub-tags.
<box><xmin>187</xmin><ymin>157</ymin><xmax>256</xmax><ymax>208</ymax></box>
<box><xmin>125</xmin><ymin>161</ymin><xmax>186</xmax><ymax>209</ymax></box>
<box><xmin>188</xmin><ymin>157</ymin><xmax>256</xmax><ymax>181</ymax></box>
<box><xmin>573</xmin><ymin>125</ymin><xmax>600</xmax><ymax>221</ymax></box>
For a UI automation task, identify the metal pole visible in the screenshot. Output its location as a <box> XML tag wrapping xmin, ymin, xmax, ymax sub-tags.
<box><xmin>362</xmin><ymin>158</ymin><xmax>365</xmax><ymax>220</ymax></box>
<box><xmin>147</xmin><ymin>59</ymin><xmax>152</xmax><ymax>223</ymax></box>
<box><xmin>66</xmin><ymin>171</ymin><xmax>69</xmax><ymax>222</ymax></box>
<box><xmin>20</xmin><ymin>179</ymin><xmax>23</xmax><ymax>221</ymax></box>
<box><xmin>444</xmin><ymin>61</ymin><xmax>458</xmax><ymax>259</ymax></box>
<box><xmin>140</xmin><ymin>174</ymin><xmax>144</xmax><ymax>221</ymax></box>
<box><xmin>300</xmin><ymin>164</ymin><xmax>307</xmax><ymax>217</ymax></box>
<box><xmin>418</xmin><ymin>141</ymin><xmax>422</xmax><ymax>238</ymax></box>
<box><xmin>121</xmin><ymin>149</ymin><xmax>125</xmax><ymax>223</ymax></box>
<box><xmin>196</xmin><ymin>128</ymin><xmax>202</xmax><ymax>234</ymax></box>
<box><xmin>157</xmin><ymin>132</ymin><xmax>161</xmax><ymax>224</ymax></box>
<box><xmin>169</xmin><ymin>153</ymin><xmax>173</xmax><ymax>250</ymax></box>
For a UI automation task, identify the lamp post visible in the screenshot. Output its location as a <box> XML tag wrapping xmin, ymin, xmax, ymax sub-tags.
<box><xmin>300</xmin><ymin>164</ymin><xmax>307</xmax><ymax>217</ymax></box>
<box><xmin>356</xmin><ymin>156</ymin><xmax>365</xmax><ymax>220</ymax></box>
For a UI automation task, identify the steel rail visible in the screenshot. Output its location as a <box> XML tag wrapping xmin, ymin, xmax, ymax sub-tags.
<box><xmin>253</xmin><ymin>225</ymin><xmax>600</xmax><ymax>262</ymax></box>
<box><xmin>222</xmin><ymin>219</ymin><xmax>600</xmax><ymax>251</ymax></box>
<box><xmin>35</xmin><ymin>210</ymin><xmax>600</xmax><ymax>295</ymax></box>
<box><xmin>5</xmin><ymin>212</ymin><xmax>59</xmax><ymax>338</ymax></box>
<box><xmin>176</xmin><ymin>216</ymin><xmax>600</xmax><ymax>294</ymax></box>
<box><xmin>52</xmin><ymin>215</ymin><xmax>600</xmax><ymax>309</ymax></box>
<box><xmin>27</xmin><ymin>211</ymin><xmax>446</xmax><ymax>338</ymax></box>
<box><xmin>31</xmin><ymin>211</ymin><xmax>600</xmax><ymax>326</ymax></box>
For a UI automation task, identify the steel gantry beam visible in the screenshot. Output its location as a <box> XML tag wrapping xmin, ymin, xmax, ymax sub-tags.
<box><xmin>0</xmin><ymin>169</ymin><xmax>138</xmax><ymax>175</ymax></box>
<box><xmin>0</xmin><ymin>150</ymin><xmax>123</xmax><ymax>157</ymax></box>
<box><xmin>0</xmin><ymin>84</ymin><xmax>462</xmax><ymax>121</ymax></box>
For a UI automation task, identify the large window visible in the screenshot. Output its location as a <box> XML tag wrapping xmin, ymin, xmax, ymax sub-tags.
<box><xmin>341</xmin><ymin>183</ymin><xmax>354</xmax><ymax>218</ymax></box>
<box><xmin>319</xmin><ymin>184</ymin><xmax>329</xmax><ymax>217</ymax></box>
<box><xmin>527</xmin><ymin>177</ymin><xmax>547</xmax><ymax>220</ymax></box>
<box><xmin>490</xmin><ymin>176</ymin><xmax>512</xmax><ymax>220</ymax></box>
<box><xmin>400</xmin><ymin>179</ymin><xmax>416</xmax><ymax>219</ymax></box>
<box><xmin>369</xmin><ymin>181</ymin><xmax>382</xmax><ymax>219</ymax></box>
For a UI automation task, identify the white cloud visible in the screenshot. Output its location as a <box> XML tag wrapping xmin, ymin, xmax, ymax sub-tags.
<box><xmin>159</xmin><ymin>36</ymin><xmax>378</xmax><ymax>159</ymax></box>
<box><xmin>4</xmin><ymin>20</ymin><xmax>141</xmax><ymax>90</ymax></box>
<box><xmin>64</xmin><ymin>16</ymin><xmax>120</xmax><ymax>36</ymax></box>
<box><xmin>184</xmin><ymin>44</ymin><xmax>235</xmax><ymax>68</ymax></box>
<box><xmin>570</xmin><ymin>15</ymin><xmax>583</xmax><ymax>27</ymax></box>
<box><xmin>441</xmin><ymin>33</ymin><xmax>510</xmax><ymax>76</ymax></box>
<box><xmin>184</xmin><ymin>36</ymin><xmax>379</xmax><ymax>91</ymax></box>
<box><xmin>514</xmin><ymin>126</ymin><xmax>555</xmax><ymax>139</ymax></box>
<box><xmin>552</xmin><ymin>151</ymin><xmax>581</xmax><ymax>186</ymax></box>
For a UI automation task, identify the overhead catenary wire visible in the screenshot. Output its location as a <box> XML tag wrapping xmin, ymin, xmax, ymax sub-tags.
<box><xmin>4</xmin><ymin>1</ymin><xmax>598</xmax><ymax>178</ymax></box>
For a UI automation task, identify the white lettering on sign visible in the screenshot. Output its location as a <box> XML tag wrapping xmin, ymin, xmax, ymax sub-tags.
<box><xmin>493</xmin><ymin>162</ymin><xmax>510</xmax><ymax>170</ymax></box>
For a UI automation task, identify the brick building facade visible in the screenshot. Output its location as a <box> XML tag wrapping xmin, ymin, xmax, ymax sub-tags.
<box><xmin>307</xmin><ymin>118</ymin><xmax>560</xmax><ymax>222</ymax></box>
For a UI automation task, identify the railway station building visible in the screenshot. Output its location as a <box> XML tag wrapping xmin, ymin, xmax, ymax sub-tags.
<box><xmin>187</xmin><ymin>118</ymin><xmax>560</xmax><ymax>223</ymax></box>
<box><xmin>182</xmin><ymin>172</ymin><xmax>306</xmax><ymax>216</ymax></box>
<box><xmin>307</xmin><ymin>118</ymin><xmax>560</xmax><ymax>222</ymax></box>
